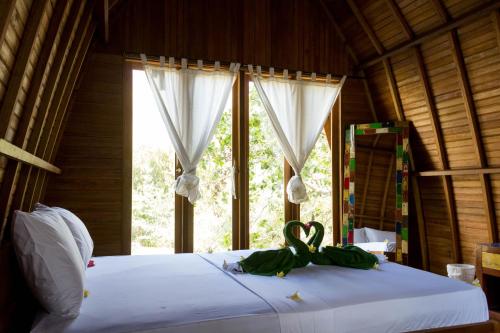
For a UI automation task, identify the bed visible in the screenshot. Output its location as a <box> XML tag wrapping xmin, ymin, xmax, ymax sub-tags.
<box><xmin>32</xmin><ymin>249</ymin><xmax>490</xmax><ymax>333</ymax></box>
<box><xmin>354</xmin><ymin>227</ymin><xmax>397</xmax><ymax>253</ymax></box>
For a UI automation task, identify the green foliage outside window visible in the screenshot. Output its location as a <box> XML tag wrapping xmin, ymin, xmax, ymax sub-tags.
<box><xmin>132</xmin><ymin>78</ymin><xmax>334</xmax><ymax>253</ymax></box>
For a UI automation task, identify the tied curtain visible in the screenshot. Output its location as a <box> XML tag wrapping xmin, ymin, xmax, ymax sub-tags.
<box><xmin>251</xmin><ymin>67</ymin><xmax>346</xmax><ymax>204</ymax></box>
<box><xmin>142</xmin><ymin>55</ymin><xmax>239</xmax><ymax>203</ymax></box>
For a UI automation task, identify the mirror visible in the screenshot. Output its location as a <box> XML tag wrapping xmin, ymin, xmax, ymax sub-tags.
<box><xmin>342</xmin><ymin>121</ymin><xmax>409</xmax><ymax>264</ymax></box>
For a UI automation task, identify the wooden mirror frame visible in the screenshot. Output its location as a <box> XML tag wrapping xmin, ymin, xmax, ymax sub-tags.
<box><xmin>342</xmin><ymin>121</ymin><xmax>409</xmax><ymax>263</ymax></box>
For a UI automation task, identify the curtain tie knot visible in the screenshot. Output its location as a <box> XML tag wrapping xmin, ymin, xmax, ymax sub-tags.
<box><xmin>175</xmin><ymin>170</ymin><xmax>201</xmax><ymax>204</ymax></box>
<box><xmin>287</xmin><ymin>174</ymin><xmax>308</xmax><ymax>204</ymax></box>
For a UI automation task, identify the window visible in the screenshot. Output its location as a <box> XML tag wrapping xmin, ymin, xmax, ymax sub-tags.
<box><xmin>300</xmin><ymin>131</ymin><xmax>334</xmax><ymax>246</ymax></box>
<box><xmin>132</xmin><ymin>70</ymin><xmax>175</xmax><ymax>254</ymax></box>
<box><xmin>249</xmin><ymin>82</ymin><xmax>285</xmax><ymax>249</ymax></box>
<box><xmin>129</xmin><ymin>67</ymin><xmax>337</xmax><ymax>253</ymax></box>
<box><xmin>194</xmin><ymin>100</ymin><xmax>233</xmax><ymax>253</ymax></box>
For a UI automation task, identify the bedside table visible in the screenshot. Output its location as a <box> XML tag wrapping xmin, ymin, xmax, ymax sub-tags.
<box><xmin>476</xmin><ymin>243</ymin><xmax>500</xmax><ymax>321</ymax></box>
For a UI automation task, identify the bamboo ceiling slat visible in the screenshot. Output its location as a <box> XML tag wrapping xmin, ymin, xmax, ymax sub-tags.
<box><xmin>36</xmin><ymin>18</ymin><xmax>96</xmax><ymax>207</ymax></box>
<box><xmin>11</xmin><ymin>1</ymin><xmax>86</xmax><ymax>216</ymax></box>
<box><xmin>0</xmin><ymin>1</ymin><xmax>62</xmax><ymax>240</ymax></box>
<box><xmin>0</xmin><ymin>1</ymin><xmax>17</xmax><ymax>52</ymax></box>
<box><xmin>359</xmin><ymin>0</ymin><xmax>500</xmax><ymax>69</ymax></box>
<box><xmin>0</xmin><ymin>0</ymin><xmax>51</xmax><ymax>139</ymax></box>
<box><xmin>347</xmin><ymin>0</ymin><xmax>385</xmax><ymax>55</ymax></box>
<box><xmin>27</xmin><ymin>4</ymin><xmax>94</xmax><ymax>211</ymax></box>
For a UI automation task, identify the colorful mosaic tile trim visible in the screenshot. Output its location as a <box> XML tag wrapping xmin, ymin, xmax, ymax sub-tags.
<box><xmin>342</xmin><ymin>121</ymin><xmax>410</xmax><ymax>264</ymax></box>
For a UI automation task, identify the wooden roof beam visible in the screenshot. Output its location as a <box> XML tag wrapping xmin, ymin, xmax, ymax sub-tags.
<box><xmin>346</xmin><ymin>0</ymin><xmax>384</xmax><ymax>55</ymax></box>
<box><xmin>318</xmin><ymin>0</ymin><xmax>379</xmax><ymax>122</ymax></box>
<box><xmin>449</xmin><ymin>30</ymin><xmax>497</xmax><ymax>243</ymax></box>
<box><xmin>0</xmin><ymin>0</ymin><xmax>16</xmax><ymax>49</ymax></box>
<box><xmin>319</xmin><ymin>0</ymin><xmax>359</xmax><ymax>65</ymax></box>
<box><xmin>385</xmin><ymin>0</ymin><xmax>413</xmax><ymax>39</ymax></box>
<box><xmin>0</xmin><ymin>0</ymin><xmax>51</xmax><ymax>137</ymax></box>
<box><xmin>10</xmin><ymin>1</ymin><xmax>86</xmax><ymax>217</ymax></box>
<box><xmin>382</xmin><ymin>59</ymin><xmax>404</xmax><ymax>121</ymax></box>
<box><xmin>0</xmin><ymin>139</ymin><xmax>60</xmax><ymax>174</ymax></box>
<box><xmin>383</xmin><ymin>57</ymin><xmax>432</xmax><ymax>268</ymax></box>
<box><xmin>359</xmin><ymin>0</ymin><xmax>500</xmax><ymax>69</ymax></box>
<box><xmin>418</xmin><ymin>167</ymin><xmax>500</xmax><ymax>177</ymax></box>
<box><xmin>414</xmin><ymin>46</ymin><xmax>455</xmax><ymax>267</ymax></box>
<box><xmin>27</xmin><ymin>4</ymin><xmax>94</xmax><ymax>210</ymax></box>
<box><xmin>35</xmin><ymin>22</ymin><xmax>96</xmax><ymax>206</ymax></box>
<box><xmin>429</xmin><ymin>0</ymin><xmax>450</xmax><ymax>23</ymax></box>
<box><xmin>96</xmin><ymin>0</ymin><xmax>109</xmax><ymax>43</ymax></box>
<box><xmin>413</xmin><ymin>49</ymin><xmax>447</xmax><ymax>169</ymax></box>
<box><xmin>0</xmin><ymin>0</ymin><xmax>75</xmax><ymax>243</ymax></box>
<box><xmin>493</xmin><ymin>10</ymin><xmax>500</xmax><ymax>49</ymax></box>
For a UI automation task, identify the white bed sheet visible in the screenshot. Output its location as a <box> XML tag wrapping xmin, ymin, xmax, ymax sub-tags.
<box><xmin>32</xmin><ymin>253</ymin><xmax>280</xmax><ymax>333</ymax></box>
<box><xmin>33</xmin><ymin>250</ymin><xmax>488</xmax><ymax>333</ymax></box>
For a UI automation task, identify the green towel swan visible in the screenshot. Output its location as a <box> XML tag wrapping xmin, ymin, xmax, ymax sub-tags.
<box><xmin>239</xmin><ymin>220</ymin><xmax>311</xmax><ymax>276</ymax></box>
<box><xmin>235</xmin><ymin>220</ymin><xmax>379</xmax><ymax>277</ymax></box>
<box><xmin>306</xmin><ymin>221</ymin><xmax>379</xmax><ymax>269</ymax></box>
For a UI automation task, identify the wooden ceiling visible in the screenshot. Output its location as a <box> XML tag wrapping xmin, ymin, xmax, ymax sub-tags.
<box><xmin>0</xmin><ymin>0</ymin><xmax>499</xmax><ymax>275</ymax></box>
<box><xmin>322</xmin><ymin>0</ymin><xmax>500</xmax><ymax>272</ymax></box>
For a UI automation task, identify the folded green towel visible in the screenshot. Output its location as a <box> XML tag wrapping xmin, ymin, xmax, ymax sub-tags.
<box><xmin>239</xmin><ymin>248</ymin><xmax>295</xmax><ymax>276</ymax></box>
<box><xmin>239</xmin><ymin>220</ymin><xmax>378</xmax><ymax>276</ymax></box>
<box><xmin>320</xmin><ymin>245</ymin><xmax>379</xmax><ymax>270</ymax></box>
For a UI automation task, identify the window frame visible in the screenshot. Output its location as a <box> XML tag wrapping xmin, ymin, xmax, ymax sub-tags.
<box><xmin>126</xmin><ymin>62</ymin><xmax>341</xmax><ymax>253</ymax></box>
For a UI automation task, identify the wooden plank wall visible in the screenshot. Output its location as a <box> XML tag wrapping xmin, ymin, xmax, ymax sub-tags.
<box><xmin>326</xmin><ymin>0</ymin><xmax>500</xmax><ymax>274</ymax></box>
<box><xmin>44</xmin><ymin>53</ymin><xmax>125</xmax><ymax>256</ymax></box>
<box><xmin>0</xmin><ymin>0</ymin><xmax>96</xmax><ymax>244</ymax></box>
<box><xmin>98</xmin><ymin>0</ymin><xmax>353</xmax><ymax>74</ymax></box>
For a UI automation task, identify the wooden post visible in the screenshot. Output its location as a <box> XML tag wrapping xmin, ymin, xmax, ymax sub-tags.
<box><xmin>121</xmin><ymin>60</ymin><xmax>133</xmax><ymax>255</ymax></box>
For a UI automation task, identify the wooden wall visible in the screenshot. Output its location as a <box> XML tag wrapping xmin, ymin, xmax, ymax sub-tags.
<box><xmin>44</xmin><ymin>53</ymin><xmax>127</xmax><ymax>256</ymax></box>
<box><xmin>325</xmin><ymin>0</ymin><xmax>500</xmax><ymax>274</ymax></box>
<box><xmin>99</xmin><ymin>0</ymin><xmax>353</xmax><ymax>74</ymax></box>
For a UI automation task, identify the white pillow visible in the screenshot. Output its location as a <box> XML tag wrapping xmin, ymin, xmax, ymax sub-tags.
<box><xmin>35</xmin><ymin>203</ymin><xmax>93</xmax><ymax>267</ymax></box>
<box><xmin>12</xmin><ymin>208</ymin><xmax>84</xmax><ymax>318</ymax></box>
<box><xmin>364</xmin><ymin>227</ymin><xmax>396</xmax><ymax>243</ymax></box>
<box><xmin>353</xmin><ymin>228</ymin><xmax>367</xmax><ymax>243</ymax></box>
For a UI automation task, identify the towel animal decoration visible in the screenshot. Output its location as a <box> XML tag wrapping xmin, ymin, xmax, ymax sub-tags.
<box><xmin>231</xmin><ymin>220</ymin><xmax>378</xmax><ymax>277</ymax></box>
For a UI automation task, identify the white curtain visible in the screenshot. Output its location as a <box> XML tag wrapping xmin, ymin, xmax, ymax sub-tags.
<box><xmin>251</xmin><ymin>67</ymin><xmax>346</xmax><ymax>204</ymax></box>
<box><xmin>142</xmin><ymin>55</ymin><xmax>239</xmax><ymax>204</ymax></box>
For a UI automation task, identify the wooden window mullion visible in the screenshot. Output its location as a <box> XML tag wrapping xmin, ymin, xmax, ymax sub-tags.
<box><xmin>236</xmin><ymin>74</ymin><xmax>250</xmax><ymax>249</ymax></box>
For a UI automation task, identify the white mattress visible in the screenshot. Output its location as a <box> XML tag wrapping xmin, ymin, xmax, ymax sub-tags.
<box><xmin>32</xmin><ymin>250</ymin><xmax>488</xmax><ymax>333</ymax></box>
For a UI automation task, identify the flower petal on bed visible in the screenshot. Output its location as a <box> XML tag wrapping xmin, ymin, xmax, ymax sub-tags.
<box><xmin>287</xmin><ymin>291</ymin><xmax>302</xmax><ymax>302</ymax></box>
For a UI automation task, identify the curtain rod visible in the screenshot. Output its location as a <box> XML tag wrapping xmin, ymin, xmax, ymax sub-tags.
<box><xmin>123</xmin><ymin>53</ymin><xmax>365</xmax><ymax>80</ymax></box>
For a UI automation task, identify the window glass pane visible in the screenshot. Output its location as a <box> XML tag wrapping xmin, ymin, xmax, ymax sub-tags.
<box><xmin>301</xmin><ymin>131</ymin><xmax>334</xmax><ymax>246</ymax></box>
<box><xmin>194</xmin><ymin>98</ymin><xmax>233</xmax><ymax>253</ymax></box>
<box><xmin>249</xmin><ymin>82</ymin><xmax>285</xmax><ymax>249</ymax></box>
<box><xmin>132</xmin><ymin>70</ymin><xmax>175</xmax><ymax>254</ymax></box>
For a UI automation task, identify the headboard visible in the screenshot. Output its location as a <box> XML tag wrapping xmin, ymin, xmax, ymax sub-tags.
<box><xmin>0</xmin><ymin>241</ymin><xmax>38</xmax><ymax>332</ymax></box>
